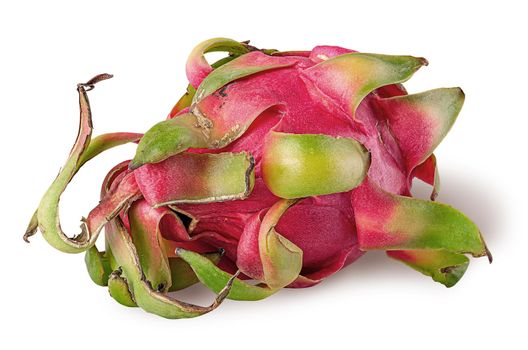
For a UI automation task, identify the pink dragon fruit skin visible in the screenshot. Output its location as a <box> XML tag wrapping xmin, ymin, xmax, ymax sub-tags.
<box><xmin>25</xmin><ymin>38</ymin><xmax>491</xmax><ymax>318</ymax></box>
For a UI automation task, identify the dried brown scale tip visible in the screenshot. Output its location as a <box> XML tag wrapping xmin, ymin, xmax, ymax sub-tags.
<box><xmin>478</xmin><ymin>231</ymin><xmax>493</xmax><ymax>263</ymax></box>
<box><xmin>23</xmin><ymin>211</ymin><xmax>38</xmax><ymax>243</ymax></box>
<box><xmin>79</xmin><ymin>73</ymin><xmax>114</xmax><ymax>90</ymax></box>
<box><xmin>485</xmin><ymin>244</ymin><xmax>493</xmax><ymax>264</ymax></box>
<box><xmin>440</xmin><ymin>266</ymin><xmax>459</xmax><ymax>274</ymax></box>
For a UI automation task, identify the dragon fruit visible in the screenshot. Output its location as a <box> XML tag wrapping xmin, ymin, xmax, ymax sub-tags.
<box><xmin>25</xmin><ymin>38</ymin><xmax>491</xmax><ymax>318</ymax></box>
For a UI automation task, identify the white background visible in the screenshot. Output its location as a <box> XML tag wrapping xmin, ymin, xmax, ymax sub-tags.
<box><xmin>1</xmin><ymin>0</ymin><xmax>526</xmax><ymax>348</ymax></box>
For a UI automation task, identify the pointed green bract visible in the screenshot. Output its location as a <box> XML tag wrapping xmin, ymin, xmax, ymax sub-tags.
<box><xmin>193</xmin><ymin>51</ymin><xmax>295</xmax><ymax>103</ymax></box>
<box><xmin>378</xmin><ymin>88</ymin><xmax>464</xmax><ymax>172</ymax></box>
<box><xmin>389</xmin><ymin>200</ymin><xmax>485</xmax><ymax>254</ymax></box>
<box><xmin>130</xmin><ymin>113</ymin><xmax>208</xmax><ymax>169</ymax></box>
<box><xmin>262</xmin><ymin>132</ymin><xmax>370</xmax><ymax>198</ymax></box>
<box><xmin>305</xmin><ymin>52</ymin><xmax>427</xmax><ymax>116</ymax></box>
<box><xmin>353</xmin><ymin>179</ymin><xmax>490</xmax><ymax>259</ymax></box>
<box><xmin>177</xmin><ymin>248</ymin><xmax>275</xmax><ymax>301</ymax></box>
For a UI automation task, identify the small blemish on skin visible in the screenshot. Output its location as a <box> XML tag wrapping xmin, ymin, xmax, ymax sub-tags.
<box><xmin>218</xmin><ymin>85</ymin><xmax>228</xmax><ymax>97</ymax></box>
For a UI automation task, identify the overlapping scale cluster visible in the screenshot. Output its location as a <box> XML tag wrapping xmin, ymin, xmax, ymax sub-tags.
<box><xmin>25</xmin><ymin>38</ymin><xmax>491</xmax><ymax>318</ymax></box>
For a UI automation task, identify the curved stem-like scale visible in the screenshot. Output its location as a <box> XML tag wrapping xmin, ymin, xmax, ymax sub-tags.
<box><xmin>262</xmin><ymin>131</ymin><xmax>370</xmax><ymax>198</ymax></box>
<box><xmin>31</xmin><ymin>74</ymin><xmax>143</xmax><ymax>253</ymax></box>
<box><xmin>177</xmin><ymin>248</ymin><xmax>275</xmax><ymax>301</ymax></box>
<box><xmin>105</xmin><ymin>217</ymin><xmax>236</xmax><ymax>318</ymax></box>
